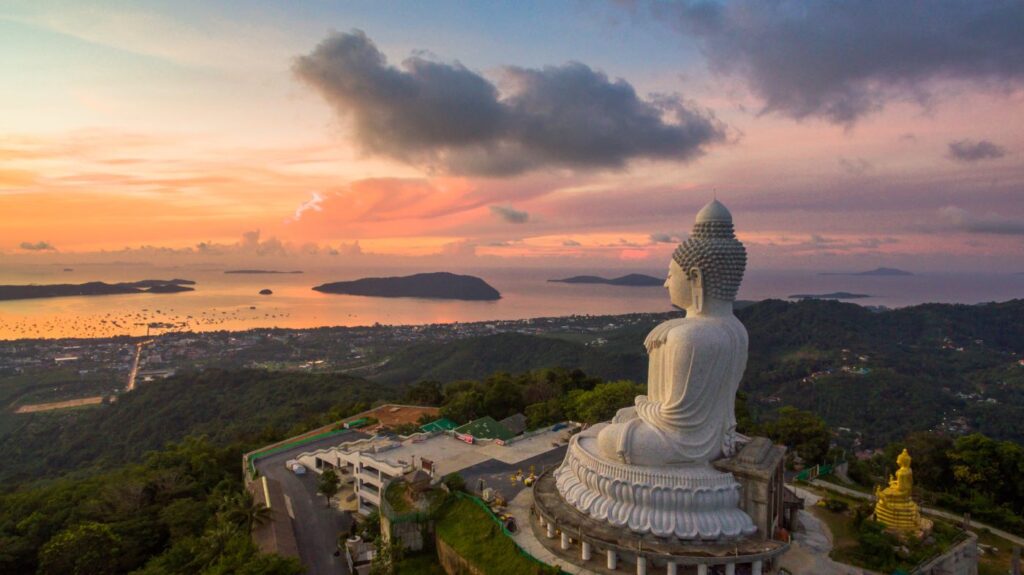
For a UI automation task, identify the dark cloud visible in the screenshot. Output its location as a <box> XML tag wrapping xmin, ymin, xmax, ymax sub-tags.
<box><xmin>649</xmin><ymin>1</ymin><xmax>1024</xmax><ymax>125</ymax></box>
<box><xmin>294</xmin><ymin>30</ymin><xmax>726</xmax><ymax>176</ymax></box>
<box><xmin>19</xmin><ymin>241</ymin><xmax>56</xmax><ymax>251</ymax></box>
<box><xmin>947</xmin><ymin>139</ymin><xmax>1007</xmax><ymax>163</ymax></box>
<box><xmin>562</xmin><ymin>239</ymin><xmax>582</xmax><ymax>247</ymax></box>
<box><xmin>489</xmin><ymin>205</ymin><xmax>529</xmax><ymax>224</ymax></box>
<box><xmin>939</xmin><ymin>206</ymin><xmax>1024</xmax><ymax>235</ymax></box>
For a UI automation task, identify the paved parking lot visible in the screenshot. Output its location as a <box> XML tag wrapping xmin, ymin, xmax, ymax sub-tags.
<box><xmin>460</xmin><ymin>444</ymin><xmax>568</xmax><ymax>502</ymax></box>
<box><xmin>255</xmin><ymin>431</ymin><xmax>367</xmax><ymax>575</ymax></box>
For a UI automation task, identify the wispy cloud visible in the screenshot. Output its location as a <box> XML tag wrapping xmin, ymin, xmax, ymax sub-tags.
<box><xmin>938</xmin><ymin>206</ymin><xmax>1024</xmax><ymax>235</ymax></box>
<box><xmin>838</xmin><ymin>157</ymin><xmax>872</xmax><ymax>176</ymax></box>
<box><xmin>291</xmin><ymin>192</ymin><xmax>324</xmax><ymax>221</ymax></box>
<box><xmin>19</xmin><ymin>240</ymin><xmax>56</xmax><ymax>251</ymax></box>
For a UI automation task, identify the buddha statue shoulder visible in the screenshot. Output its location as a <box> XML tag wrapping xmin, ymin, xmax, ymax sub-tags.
<box><xmin>596</xmin><ymin>200</ymin><xmax>748</xmax><ymax>466</ymax></box>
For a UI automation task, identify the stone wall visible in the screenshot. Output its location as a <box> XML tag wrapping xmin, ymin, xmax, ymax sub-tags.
<box><xmin>435</xmin><ymin>535</ymin><xmax>485</xmax><ymax>575</ymax></box>
<box><xmin>913</xmin><ymin>532</ymin><xmax>978</xmax><ymax>575</ymax></box>
<box><xmin>713</xmin><ymin>436</ymin><xmax>787</xmax><ymax>540</ymax></box>
<box><xmin>381</xmin><ymin>512</ymin><xmax>430</xmax><ymax>552</ymax></box>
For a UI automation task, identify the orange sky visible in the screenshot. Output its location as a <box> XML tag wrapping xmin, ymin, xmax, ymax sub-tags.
<box><xmin>2</xmin><ymin>2</ymin><xmax>1022</xmax><ymax>272</ymax></box>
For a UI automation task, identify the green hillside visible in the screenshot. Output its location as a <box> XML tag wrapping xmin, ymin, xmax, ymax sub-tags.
<box><xmin>0</xmin><ymin>369</ymin><xmax>398</xmax><ymax>484</ymax></box>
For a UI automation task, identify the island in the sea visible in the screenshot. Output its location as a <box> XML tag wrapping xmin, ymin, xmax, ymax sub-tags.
<box><xmin>312</xmin><ymin>272</ymin><xmax>501</xmax><ymax>301</ymax></box>
<box><xmin>259</xmin><ymin>289</ymin><xmax>273</xmax><ymax>295</ymax></box>
<box><xmin>224</xmin><ymin>269</ymin><xmax>303</xmax><ymax>274</ymax></box>
<box><xmin>548</xmin><ymin>273</ymin><xmax>664</xmax><ymax>287</ymax></box>
<box><xmin>0</xmin><ymin>279</ymin><xmax>196</xmax><ymax>301</ymax></box>
<box><xmin>820</xmin><ymin>267</ymin><xmax>913</xmax><ymax>276</ymax></box>
<box><xmin>788</xmin><ymin>292</ymin><xmax>872</xmax><ymax>300</ymax></box>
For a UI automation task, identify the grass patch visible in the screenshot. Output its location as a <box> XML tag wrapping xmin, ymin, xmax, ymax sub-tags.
<box><xmin>394</xmin><ymin>552</ymin><xmax>446</xmax><ymax>575</ymax></box>
<box><xmin>436</xmin><ymin>497</ymin><xmax>555</xmax><ymax>575</ymax></box>
<box><xmin>385</xmin><ymin>481</ymin><xmax>413</xmax><ymax>514</ymax></box>
<box><xmin>975</xmin><ymin>530</ymin><xmax>1014</xmax><ymax>575</ymax></box>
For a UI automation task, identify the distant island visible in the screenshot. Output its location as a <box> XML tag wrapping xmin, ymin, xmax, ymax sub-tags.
<box><xmin>549</xmin><ymin>274</ymin><xmax>664</xmax><ymax>287</ymax></box>
<box><xmin>313</xmin><ymin>272</ymin><xmax>501</xmax><ymax>301</ymax></box>
<box><xmin>0</xmin><ymin>279</ymin><xmax>196</xmax><ymax>301</ymax></box>
<box><xmin>788</xmin><ymin>292</ymin><xmax>872</xmax><ymax>300</ymax></box>
<box><xmin>224</xmin><ymin>269</ymin><xmax>303</xmax><ymax>274</ymax></box>
<box><xmin>820</xmin><ymin>267</ymin><xmax>913</xmax><ymax>276</ymax></box>
<box><xmin>259</xmin><ymin>289</ymin><xmax>273</xmax><ymax>295</ymax></box>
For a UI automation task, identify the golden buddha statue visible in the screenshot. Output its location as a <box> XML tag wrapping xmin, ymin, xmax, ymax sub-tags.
<box><xmin>874</xmin><ymin>448</ymin><xmax>923</xmax><ymax>532</ymax></box>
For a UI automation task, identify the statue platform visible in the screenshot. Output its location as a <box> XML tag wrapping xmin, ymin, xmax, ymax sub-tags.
<box><xmin>534</xmin><ymin>469</ymin><xmax>789</xmax><ymax>574</ymax></box>
<box><xmin>555</xmin><ymin>423</ymin><xmax>758</xmax><ymax>540</ymax></box>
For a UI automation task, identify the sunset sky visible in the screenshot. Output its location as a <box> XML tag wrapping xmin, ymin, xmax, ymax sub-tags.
<box><xmin>2</xmin><ymin>0</ymin><xmax>1023</xmax><ymax>271</ymax></box>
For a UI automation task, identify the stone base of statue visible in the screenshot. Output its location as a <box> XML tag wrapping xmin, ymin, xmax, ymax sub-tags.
<box><xmin>554</xmin><ymin>423</ymin><xmax>757</xmax><ymax>540</ymax></box>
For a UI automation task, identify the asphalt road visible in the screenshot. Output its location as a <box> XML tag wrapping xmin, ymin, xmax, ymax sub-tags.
<box><xmin>256</xmin><ymin>432</ymin><xmax>366</xmax><ymax>575</ymax></box>
<box><xmin>459</xmin><ymin>444</ymin><xmax>568</xmax><ymax>502</ymax></box>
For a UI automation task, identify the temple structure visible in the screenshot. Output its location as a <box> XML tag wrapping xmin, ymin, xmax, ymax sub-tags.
<box><xmin>531</xmin><ymin>200</ymin><xmax>797</xmax><ymax>574</ymax></box>
<box><xmin>874</xmin><ymin>448</ymin><xmax>926</xmax><ymax>533</ymax></box>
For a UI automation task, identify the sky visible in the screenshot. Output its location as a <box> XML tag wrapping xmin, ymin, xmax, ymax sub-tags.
<box><xmin>2</xmin><ymin>0</ymin><xmax>1023</xmax><ymax>272</ymax></box>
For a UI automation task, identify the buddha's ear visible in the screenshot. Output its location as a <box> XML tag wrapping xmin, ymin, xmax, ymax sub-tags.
<box><xmin>689</xmin><ymin>267</ymin><xmax>704</xmax><ymax>312</ymax></box>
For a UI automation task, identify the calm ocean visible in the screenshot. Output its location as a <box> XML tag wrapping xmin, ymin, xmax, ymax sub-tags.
<box><xmin>0</xmin><ymin>264</ymin><xmax>1021</xmax><ymax>339</ymax></box>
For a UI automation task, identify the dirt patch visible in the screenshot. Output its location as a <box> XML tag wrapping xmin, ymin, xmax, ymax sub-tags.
<box><xmin>353</xmin><ymin>404</ymin><xmax>440</xmax><ymax>428</ymax></box>
<box><xmin>15</xmin><ymin>396</ymin><xmax>104</xmax><ymax>413</ymax></box>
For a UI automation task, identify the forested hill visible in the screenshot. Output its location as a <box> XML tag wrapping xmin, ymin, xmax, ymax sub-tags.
<box><xmin>373</xmin><ymin>332</ymin><xmax>646</xmax><ymax>385</ymax></box>
<box><xmin>367</xmin><ymin>299</ymin><xmax>1024</xmax><ymax>447</ymax></box>
<box><xmin>0</xmin><ymin>369</ymin><xmax>398</xmax><ymax>484</ymax></box>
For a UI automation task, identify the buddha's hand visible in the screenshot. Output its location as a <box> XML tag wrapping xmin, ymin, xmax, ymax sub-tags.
<box><xmin>612</xmin><ymin>405</ymin><xmax>637</xmax><ymax>423</ymax></box>
<box><xmin>634</xmin><ymin>396</ymin><xmax>661</xmax><ymax>420</ymax></box>
<box><xmin>722</xmin><ymin>429</ymin><xmax>739</xmax><ymax>457</ymax></box>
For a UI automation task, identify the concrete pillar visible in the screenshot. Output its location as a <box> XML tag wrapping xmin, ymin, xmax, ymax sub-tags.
<box><xmin>666</xmin><ymin>562</ymin><xmax>678</xmax><ymax>575</ymax></box>
<box><xmin>561</xmin><ymin>532</ymin><xmax>571</xmax><ymax>550</ymax></box>
<box><xmin>696</xmin><ymin>565</ymin><xmax>708</xmax><ymax>575</ymax></box>
<box><xmin>751</xmin><ymin>559</ymin><xmax>763</xmax><ymax>575</ymax></box>
<box><xmin>636</xmin><ymin>556</ymin><xmax>647</xmax><ymax>575</ymax></box>
<box><xmin>546</xmin><ymin>523</ymin><xmax>555</xmax><ymax>539</ymax></box>
<box><xmin>581</xmin><ymin>541</ymin><xmax>592</xmax><ymax>561</ymax></box>
<box><xmin>725</xmin><ymin>563</ymin><xmax>735</xmax><ymax>575</ymax></box>
<box><xmin>607</xmin><ymin>549</ymin><xmax>617</xmax><ymax>570</ymax></box>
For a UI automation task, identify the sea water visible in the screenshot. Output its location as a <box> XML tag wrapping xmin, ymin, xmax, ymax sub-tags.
<box><xmin>0</xmin><ymin>263</ymin><xmax>1020</xmax><ymax>339</ymax></box>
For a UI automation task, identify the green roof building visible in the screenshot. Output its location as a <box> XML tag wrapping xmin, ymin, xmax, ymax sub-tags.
<box><xmin>454</xmin><ymin>416</ymin><xmax>515</xmax><ymax>441</ymax></box>
<box><xmin>419</xmin><ymin>418</ymin><xmax>458</xmax><ymax>433</ymax></box>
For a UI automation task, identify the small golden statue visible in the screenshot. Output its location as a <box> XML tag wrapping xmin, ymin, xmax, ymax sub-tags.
<box><xmin>874</xmin><ymin>449</ymin><xmax>927</xmax><ymax>532</ymax></box>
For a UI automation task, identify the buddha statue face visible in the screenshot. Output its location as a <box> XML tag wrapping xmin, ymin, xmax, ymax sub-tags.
<box><xmin>666</xmin><ymin>259</ymin><xmax>701</xmax><ymax>312</ymax></box>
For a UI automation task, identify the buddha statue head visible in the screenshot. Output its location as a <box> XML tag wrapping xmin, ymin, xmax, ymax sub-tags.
<box><xmin>668</xmin><ymin>200</ymin><xmax>747</xmax><ymax>315</ymax></box>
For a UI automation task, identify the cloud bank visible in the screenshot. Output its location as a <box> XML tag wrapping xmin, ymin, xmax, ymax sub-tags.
<box><xmin>652</xmin><ymin>1</ymin><xmax>1024</xmax><ymax>124</ymax></box>
<box><xmin>293</xmin><ymin>30</ymin><xmax>725</xmax><ymax>176</ymax></box>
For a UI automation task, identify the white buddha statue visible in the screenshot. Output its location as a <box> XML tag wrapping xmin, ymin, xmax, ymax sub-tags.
<box><xmin>596</xmin><ymin>199</ymin><xmax>747</xmax><ymax>465</ymax></box>
<box><xmin>554</xmin><ymin>199</ymin><xmax>757</xmax><ymax>540</ymax></box>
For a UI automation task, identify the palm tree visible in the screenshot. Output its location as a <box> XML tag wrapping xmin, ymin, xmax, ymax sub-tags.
<box><xmin>218</xmin><ymin>491</ymin><xmax>271</xmax><ymax>533</ymax></box>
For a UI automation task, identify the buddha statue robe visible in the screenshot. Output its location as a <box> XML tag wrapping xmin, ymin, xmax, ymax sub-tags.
<box><xmin>596</xmin><ymin>312</ymin><xmax>747</xmax><ymax>466</ymax></box>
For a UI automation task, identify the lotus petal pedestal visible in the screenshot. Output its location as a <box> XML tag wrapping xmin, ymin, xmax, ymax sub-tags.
<box><xmin>554</xmin><ymin>423</ymin><xmax>757</xmax><ymax>540</ymax></box>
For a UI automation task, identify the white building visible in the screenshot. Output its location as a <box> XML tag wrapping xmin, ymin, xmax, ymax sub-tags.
<box><xmin>294</xmin><ymin>436</ymin><xmax>418</xmax><ymax>516</ymax></box>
